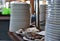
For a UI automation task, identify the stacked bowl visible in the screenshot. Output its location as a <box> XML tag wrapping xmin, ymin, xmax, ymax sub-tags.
<box><xmin>9</xmin><ymin>2</ymin><xmax>30</xmax><ymax>32</ymax></box>
<box><xmin>45</xmin><ymin>0</ymin><xmax>60</xmax><ymax>41</ymax></box>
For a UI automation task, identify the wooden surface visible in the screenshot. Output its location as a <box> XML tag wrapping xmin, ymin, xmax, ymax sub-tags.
<box><xmin>0</xmin><ymin>16</ymin><xmax>10</xmax><ymax>20</ymax></box>
<box><xmin>8</xmin><ymin>32</ymin><xmax>24</xmax><ymax>41</ymax></box>
<box><xmin>30</xmin><ymin>0</ymin><xmax>34</xmax><ymax>14</ymax></box>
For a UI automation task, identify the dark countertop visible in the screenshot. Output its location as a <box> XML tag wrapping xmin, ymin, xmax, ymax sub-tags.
<box><xmin>0</xmin><ymin>12</ymin><xmax>10</xmax><ymax>20</ymax></box>
<box><xmin>8</xmin><ymin>32</ymin><xmax>24</xmax><ymax>41</ymax></box>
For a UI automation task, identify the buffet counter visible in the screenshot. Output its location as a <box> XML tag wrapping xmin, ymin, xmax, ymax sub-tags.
<box><xmin>8</xmin><ymin>32</ymin><xmax>24</xmax><ymax>41</ymax></box>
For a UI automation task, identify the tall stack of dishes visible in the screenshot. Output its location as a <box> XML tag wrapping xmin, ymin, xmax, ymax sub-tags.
<box><xmin>40</xmin><ymin>5</ymin><xmax>46</xmax><ymax>23</ymax></box>
<box><xmin>39</xmin><ymin>4</ymin><xmax>47</xmax><ymax>30</ymax></box>
<box><xmin>9</xmin><ymin>2</ymin><xmax>30</xmax><ymax>32</ymax></box>
<box><xmin>45</xmin><ymin>0</ymin><xmax>60</xmax><ymax>41</ymax></box>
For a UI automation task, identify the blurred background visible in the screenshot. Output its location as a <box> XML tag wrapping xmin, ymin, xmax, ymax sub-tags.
<box><xmin>0</xmin><ymin>0</ymin><xmax>47</xmax><ymax>41</ymax></box>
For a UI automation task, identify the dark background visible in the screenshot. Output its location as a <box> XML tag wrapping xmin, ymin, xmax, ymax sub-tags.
<box><xmin>0</xmin><ymin>12</ymin><xmax>12</xmax><ymax>41</ymax></box>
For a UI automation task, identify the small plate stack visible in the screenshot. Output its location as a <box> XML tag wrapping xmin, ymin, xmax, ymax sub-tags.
<box><xmin>9</xmin><ymin>2</ymin><xmax>30</xmax><ymax>32</ymax></box>
<box><xmin>45</xmin><ymin>0</ymin><xmax>60</xmax><ymax>41</ymax></box>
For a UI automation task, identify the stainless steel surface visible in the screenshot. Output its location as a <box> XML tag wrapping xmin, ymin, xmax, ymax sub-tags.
<box><xmin>35</xmin><ymin>0</ymin><xmax>40</xmax><ymax>30</ymax></box>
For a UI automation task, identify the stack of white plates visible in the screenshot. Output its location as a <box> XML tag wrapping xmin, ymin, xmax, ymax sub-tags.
<box><xmin>45</xmin><ymin>0</ymin><xmax>60</xmax><ymax>41</ymax></box>
<box><xmin>39</xmin><ymin>5</ymin><xmax>46</xmax><ymax>22</ymax></box>
<box><xmin>39</xmin><ymin>5</ymin><xmax>47</xmax><ymax>30</ymax></box>
<box><xmin>9</xmin><ymin>2</ymin><xmax>30</xmax><ymax>32</ymax></box>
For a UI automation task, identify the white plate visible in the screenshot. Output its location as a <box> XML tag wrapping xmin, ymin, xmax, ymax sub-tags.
<box><xmin>46</xmin><ymin>33</ymin><xmax>60</xmax><ymax>38</ymax></box>
<box><xmin>46</xmin><ymin>35</ymin><xmax>60</xmax><ymax>40</ymax></box>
